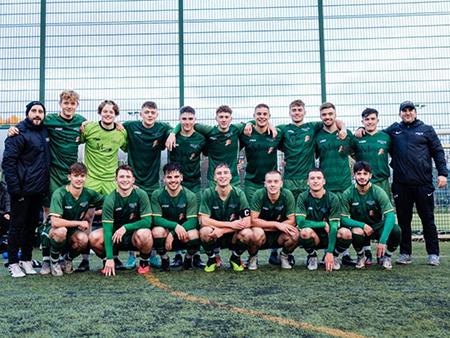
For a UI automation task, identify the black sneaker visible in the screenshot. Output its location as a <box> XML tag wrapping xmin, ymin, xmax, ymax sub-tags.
<box><xmin>342</xmin><ymin>255</ymin><xmax>356</xmax><ymax>266</ymax></box>
<box><xmin>288</xmin><ymin>254</ymin><xmax>295</xmax><ymax>267</ymax></box>
<box><xmin>319</xmin><ymin>254</ymin><xmax>325</xmax><ymax>265</ymax></box>
<box><xmin>193</xmin><ymin>254</ymin><xmax>206</xmax><ymax>268</ymax></box>
<box><xmin>365</xmin><ymin>252</ymin><xmax>373</xmax><ymax>265</ymax></box>
<box><xmin>74</xmin><ymin>259</ymin><xmax>90</xmax><ymax>273</ymax></box>
<box><xmin>160</xmin><ymin>257</ymin><xmax>170</xmax><ymax>272</ymax></box>
<box><xmin>183</xmin><ymin>257</ymin><xmax>193</xmax><ymax>270</ymax></box>
<box><xmin>268</xmin><ymin>251</ymin><xmax>280</xmax><ymax>265</ymax></box>
<box><xmin>170</xmin><ymin>254</ymin><xmax>183</xmax><ymax>268</ymax></box>
<box><xmin>114</xmin><ymin>257</ymin><xmax>126</xmax><ymax>270</ymax></box>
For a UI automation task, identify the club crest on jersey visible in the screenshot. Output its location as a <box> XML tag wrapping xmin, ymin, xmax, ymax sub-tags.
<box><xmin>339</xmin><ymin>146</ymin><xmax>345</xmax><ymax>152</ymax></box>
<box><xmin>377</xmin><ymin>140</ymin><xmax>387</xmax><ymax>145</ymax></box>
<box><xmin>190</xmin><ymin>153</ymin><xmax>197</xmax><ymax>159</ymax></box>
<box><xmin>134</xmin><ymin>131</ymin><xmax>142</xmax><ymax>135</ymax></box>
<box><xmin>55</xmin><ymin>127</ymin><xmax>63</xmax><ymax>131</ymax></box>
<box><xmin>129</xmin><ymin>202</ymin><xmax>138</xmax><ymax>208</ymax></box>
<box><xmin>212</xmin><ymin>206</ymin><xmax>219</xmax><ymax>209</ymax></box>
<box><xmin>268</xmin><ymin>147</ymin><xmax>275</xmax><ymax>154</ymax></box>
<box><xmin>179</xmin><ymin>213</ymin><xmax>185</xmax><ymax>220</ymax></box>
<box><xmin>177</xmin><ymin>203</ymin><xmax>186</xmax><ymax>208</ymax></box>
<box><xmin>115</xmin><ymin>207</ymin><xmax>122</xmax><ymax>211</ymax></box>
<box><xmin>161</xmin><ymin>204</ymin><xmax>169</xmax><ymax>208</ymax></box>
<box><xmin>352</xmin><ymin>202</ymin><xmax>359</xmax><ymax>206</ymax></box>
<box><xmin>275</xmin><ymin>206</ymin><xmax>284</xmax><ymax>211</ymax></box>
<box><xmin>153</xmin><ymin>140</ymin><xmax>159</xmax><ymax>147</ymax></box>
<box><xmin>319</xmin><ymin>139</ymin><xmax>326</xmax><ymax>143</ymax></box>
<box><xmin>80</xmin><ymin>212</ymin><xmax>86</xmax><ymax>220</ymax></box>
<box><xmin>277</xmin><ymin>215</ymin><xmax>281</xmax><ymax>221</ymax></box>
<box><xmin>80</xmin><ymin>201</ymin><xmax>88</xmax><ymax>207</ymax></box>
<box><xmin>130</xmin><ymin>213</ymin><xmax>135</xmax><ymax>220</ymax></box>
<box><xmin>304</xmin><ymin>135</ymin><xmax>310</xmax><ymax>142</ymax></box>
<box><xmin>262</xmin><ymin>206</ymin><xmax>269</xmax><ymax>211</ymax></box>
<box><xmin>378</xmin><ymin>149</ymin><xmax>384</xmax><ymax>155</ymax></box>
<box><xmin>369</xmin><ymin>210</ymin><xmax>375</xmax><ymax>216</ymax></box>
<box><xmin>229</xmin><ymin>214</ymin><xmax>236</xmax><ymax>221</ymax></box>
<box><xmin>225</xmin><ymin>139</ymin><xmax>232</xmax><ymax>146</ymax></box>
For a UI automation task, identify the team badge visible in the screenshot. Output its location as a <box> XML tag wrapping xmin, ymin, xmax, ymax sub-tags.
<box><xmin>130</xmin><ymin>213</ymin><xmax>136</xmax><ymax>220</ymax></box>
<box><xmin>338</xmin><ymin>146</ymin><xmax>344</xmax><ymax>152</ymax></box>
<box><xmin>378</xmin><ymin>149</ymin><xmax>384</xmax><ymax>155</ymax></box>
<box><xmin>153</xmin><ymin>140</ymin><xmax>159</xmax><ymax>147</ymax></box>
<box><xmin>229</xmin><ymin>214</ymin><xmax>236</xmax><ymax>221</ymax></box>
<box><xmin>369</xmin><ymin>210</ymin><xmax>375</xmax><ymax>216</ymax></box>
<box><xmin>225</xmin><ymin>139</ymin><xmax>232</xmax><ymax>146</ymax></box>
<box><xmin>190</xmin><ymin>153</ymin><xmax>197</xmax><ymax>159</ymax></box>
<box><xmin>268</xmin><ymin>147</ymin><xmax>275</xmax><ymax>154</ymax></box>
<box><xmin>179</xmin><ymin>213</ymin><xmax>185</xmax><ymax>221</ymax></box>
<box><xmin>304</xmin><ymin>135</ymin><xmax>310</xmax><ymax>142</ymax></box>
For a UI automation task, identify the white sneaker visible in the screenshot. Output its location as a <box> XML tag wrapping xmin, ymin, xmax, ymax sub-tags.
<box><xmin>355</xmin><ymin>254</ymin><xmax>366</xmax><ymax>269</ymax></box>
<box><xmin>248</xmin><ymin>256</ymin><xmax>258</xmax><ymax>270</ymax></box>
<box><xmin>333</xmin><ymin>256</ymin><xmax>341</xmax><ymax>270</ymax></box>
<box><xmin>51</xmin><ymin>263</ymin><xmax>63</xmax><ymax>277</ymax></box>
<box><xmin>381</xmin><ymin>255</ymin><xmax>392</xmax><ymax>270</ymax></box>
<box><xmin>428</xmin><ymin>254</ymin><xmax>439</xmax><ymax>266</ymax></box>
<box><xmin>40</xmin><ymin>261</ymin><xmax>51</xmax><ymax>275</ymax></box>
<box><xmin>280</xmin><ymin>254</ymin><xmax>292</xmax><ymax>269</ymax></box>
<box><xmin>8</xmin><ymin>263</ymin><xmax>26</xmax><ymax>278</ymax></box>
<box><xmin>307</xmin><ymin>256</ymin><xmax>318</xmax><ymax>270</ymax></box>
<box><xmin>19</xmin><ymin>260</ymin><xmax>37</xmax><ymax>275</ymax></box>
<box><xmin>64</xmin><ymin>259</ymin><xmax>74</xmax><ymax>274</ymax></box>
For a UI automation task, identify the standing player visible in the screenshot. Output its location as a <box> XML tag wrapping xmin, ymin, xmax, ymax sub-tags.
<box><xmin>315</xmin><ymin>102</ymin><xmax>356</xmax><ymax>265</ymax></box>
<box><xmin>151</xmin><ymin>162</ymin><xmax>200</xmax><ymax>271</ymax></box>
<box><xmin>353</xmin><ymin>108</ymin><xmax>391</xmax><ymax>264</ymax></box>
<box><xmin>296</xmin><ymin>168</ymin><xmax>352</xmax><ymax>271</ymax></box>
<box><xmin>2</xmin><ymin>101</ymin><xmax>51</xmax><ymax>277</ymax></box>
<box><xmin>340</xmin><ymin>162</ymin><xmax>401</xmax><ymax>270</ymax></box>
<box><xmin>41</xmin><ymin>163</ymin><xmax>104</xmax><ymax>276</ymax></box>
<box><xmin>199</xmin><ymin>163</ymin><xmax>252</xmax><ymax>272</ymax></box>
<box><xmin>167</xmin><ymin>106</ymin><xmax>206</xmax><ymax>268</ymax></box>
<box><xmin>247</xmin><ymin>170</ymin><xmax>298</xmax><ymax>270</ymax></box>
<box><xmin>89</xmin><ymin>165</ymin><xmax>153</xmax><ymax>275</ymax></box>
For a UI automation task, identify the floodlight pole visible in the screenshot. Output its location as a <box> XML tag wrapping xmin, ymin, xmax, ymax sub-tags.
<box><xmin>318</xmin><ymin>0</ymin><xmax>326</xmax><ymax>103</ymax></box>
<box><xmin>178</xmin><ymin>0</ymin><xmax>185</xmax><ymax>107</ymax></box>
<box><xmin>39</xmin><ymin>0</ymin><xmax>46</xmax><ymax>103</ymax></box>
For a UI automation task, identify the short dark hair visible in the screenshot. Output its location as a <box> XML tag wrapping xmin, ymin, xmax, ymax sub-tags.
<box><xmin>179</xmin><ymin>106</ymin><xmax>195</xmax><ymax>116</ymax></box>
<box><xmin>163</xmin><ymin>162</ymin><xmax>182</xmax><ymax>175</ymax></box>
<box><xmin>98</xmin><ymin>100</ymin><xmax>120</xmax><ymax>116</ymax></box>
<box><xmin>255</xmin><ymin>103</ymin><xmax>269</xmax><ymax>111</ymax></box>
<box><xmin>116</xmin><ymin>164</ymin><xmax>135</xmax><ymax>177</ymax></box>
<box><xmin>319</xmin><ymin>102</ymin><xmax>335</xmax><ymax>112</ymax></box>
<box><xmin>216</xmin><ymin>105</ymin><xmax>232</xmax><ymax>115</ymax></box>
<box><xmin>307</xmin><ymin>167</ymin><xmax>324</xmax><ymax>178</ymax></box>
<box><xmin>353</xmin><ymin>161</ymin><xmax>372</xmax><ymax>174</ymax></box>
<box><xmin>361</xmin><ymin>108</ymin><xmax>378</xmax><ymax>119</ymax></box>
<box><xmin>214</xmin><ymin>163</ymin><xmax>231</xmax><ymax>173</ymax></box>
<box><xmin>289</xmin><ymin>99</ymin><xmax>305</xmax><ymax>110</ymax></box>
<box><xmin>265</xmin><ymin>170</ymin><xmax>282</xmax><ymax>179</ymax></box>
<box><xmin>69</xmin><ymin>162</ymin><xmax>87</xmax><ymax>175</ymax></box>
<box><xmin>141</xmin><ymin>101</ymin><xmax>158</xmax><ymax>110</ymax></box>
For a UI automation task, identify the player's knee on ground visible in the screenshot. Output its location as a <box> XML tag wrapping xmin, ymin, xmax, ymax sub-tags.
<box><xmin>338</xmin><ymin>227</ymin><xmax>352</xmax><ymax>240</ymax></box>
<box><xmin>50</xmin><ymin>227</ymin><xmax>68</xmax><ymax>243</ymax></box>
<box><xmin>152</xmin><ymin>226</ymin><xmax>167</xmax><ymax>239</ymax></box>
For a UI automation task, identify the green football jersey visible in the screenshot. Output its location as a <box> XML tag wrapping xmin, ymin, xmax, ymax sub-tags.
<box><xmin>168</xmin><ymin>132</ymin><xmax>206</xmax><ymax>192</ymax></box>
<box><xmin>49</xmin><ymin>185</ymin><xmax>104</xmax><ymax>221</ymax></box>
<box><xmin>194</xmin><ymin>123</ymin><xmax>246</xmax><ymax>184</ymax></box>
<box><xmin>80</xmin><ymin>122</ymin><xmax>127</xmax><ymax>181</ymax></box>
<box><xmin>353</xmin><ymin>131</ymin><xmax>391</xmax><ymax>182</ymax></box>
<box><xmin>240</xmin><ymin>129</ymin><xmax>282</xmax><ymax>185</ymax></box>
<box><xmin>44</xmin><ymin>113</ymin><xmax>86</xmax><ymax>171</ymax></box>
<box><xmin>123</xmin><ymin>121</ymin><xmax>172</xmax><ymax>194</ymax></box>
<box><xmin>199</xmin><ymin>186</ymin><xmax>249</xmax><ymax>222</ymax></box>
<box><xmin>296</xmin><ymin>190</ymin><xmax>341</xmax><ymax>227</ymax></box>
<box><xmin>278</xmin><ymin>122</ymin><xmax>323</xmax><ymax>180</ymax></box>
<box><xmin>250</xmin><ymin>187</ymin><xmax>295</xmax><ymax>222</ymax></box>
<box><xmin>102</xmin><ymin>188</ymin><xmax>152</xmax><ymax>259</ymax></box>
<box><xmin>315</xmin><ymin>129</ymin><xmax>354</xmax><ymax>192</ymax></box>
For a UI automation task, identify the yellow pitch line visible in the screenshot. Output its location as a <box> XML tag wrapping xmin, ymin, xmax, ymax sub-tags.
<box><xmin>144</xmin><ymin>272</ymin><xmax>369</xmax><ymax>338</ymax></box>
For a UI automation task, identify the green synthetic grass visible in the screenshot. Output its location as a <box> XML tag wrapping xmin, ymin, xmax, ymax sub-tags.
<box><xmin>1</xmin><ymin>243</ymin><xmax>450</xmax><ymax>338</ymax></box>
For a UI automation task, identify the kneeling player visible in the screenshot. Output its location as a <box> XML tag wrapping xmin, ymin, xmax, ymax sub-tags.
<box><xmin>89</xmin><ymin>165</ymin><xmax>153</xmax><ymax>275</ymax></box>
<box><xmin>199</xmin><ymin>163</ymin><xmax>252</xmax><ymax>272</ymax></box>
<box><xmin>341</xmin><ymin>161</ymin><xmax>401</xmax><ymax>270</ymax></box>
<box><xmin>41</xmin><ymin>163</ymin><xmax>104</xmax><ymax>276</ymax></box>
<box><xmin>151</xmin><ymin>162</ymin><xmax>200</xmax><ymax>271</ymax></box>
<box><xmin>247</xmin><ymin>170</ymin><xmax>298</xmax><ymax>270</ymax></box>
<box><xmin>296</xmin><ymin>168</ymin><xmax>352</xmax><ymax>271</ymax></box>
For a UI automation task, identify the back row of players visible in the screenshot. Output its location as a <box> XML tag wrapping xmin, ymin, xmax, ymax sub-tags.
<box><xmin>2</xmin><ymin>90</ymin><xmax>447</xmax><ymax>277</ymax></box>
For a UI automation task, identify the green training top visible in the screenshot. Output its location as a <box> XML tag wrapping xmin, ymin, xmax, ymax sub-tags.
<box><xmin>240</xmin><ymin>128</ymin><xmax>282</xmax><ymax>185</ymax></box>
<box><xmin>44</xmin><ymin>113</ymin><xmax>86</xmax><ymax>171</ymax></box>
<box><xmin>151</xmin><ymin>187</ymin><xmax>198</xmax><ymax>235</ymax></box>
<box><xmin>315</xmin><ymin>129</ymin><xmax>354</xmax><ymax>192</ymax></box>
<box><xmin>102</xmin><ymin>188</ymin><xmax>152</xmax><ymax>259</ymax></box>
<box><xmin>49</xmin><ymin>185</ymin><xmax>104</xmax><ymax>221</ymax></box>
<box><xmin>295</xmin><ymin>190</ymin><xmax>340</xmax><ymax>252</ymax></box>
<box><xmin>353</xmin><ymin>131</ymin><xmax>391</xmax><ymax>182</ymax></box>
<box><xmin>168</xmin><ymin>132</ymin><xmax>206</xmax><ymax>192</ymax></box>
<box><xmin>199</xmin><ymin>186</ymin><xmax>249</xmax><ymax>222</ymax></box>
<box><xmin>340</xmin><ymin>184</ymin><xmax>395</xmax><ymax>244</ymax></box>
<box><xmin>123</xmin><ymin>121</ymin><xmax>172</xmax><ymax>194</ymax></box>
<box><xmin>80</xmin><ymin>122</ymin><xmax>127</xmax><ymax>181</ymax></box>
<box><xmin>250</xmin><ymin>187</ymin><xmax>295</xmax><ymax>222</ymax></box>
<box><xmin>278</xmin><ymin>122</ymin><xmax>323</xmax><ymax>180</ymax></box>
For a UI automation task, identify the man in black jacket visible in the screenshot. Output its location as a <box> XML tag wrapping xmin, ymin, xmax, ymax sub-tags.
<box><xmin>0</xmin><ymin>173</ymin><xmax>10</xmax><ymax>243</ymax></box>
<box><xmin>2</xmin><ymin>101</ymin><xmax>51</xmax><ymax>277</ymax></box>
<box><xmin>385</xmin><ymin>101</ymin><xmax>448</xmax><ymax>266</ymax></box>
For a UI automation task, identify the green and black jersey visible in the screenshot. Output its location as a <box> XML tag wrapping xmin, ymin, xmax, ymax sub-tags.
<box><xmin>199</xmin><ymin>186</ymin><xmax>249</xmax><ymax>222</ymax></box>
<box><xmin>315</xmin><ymin>129</ymin><xmax>354</xmax><ymax>192</ymax></box>
<box><xmin>250</xmin><ymin>187</ymin><xmax>295</xmax><ymax>222</ymax></box>
<box><xmin>102</xmin><ymin>188</ymin><xmax>152</xmax><ymax>259</ymax></box>
<box><xmin>124</xmin><ymin>121</ymin><xmax>172</xmax><ymax>194</ymax></box>
<box><xmin>168</xmin><ymin>132</ymin><xmax>206</xmax><ymax>192</ymax></box>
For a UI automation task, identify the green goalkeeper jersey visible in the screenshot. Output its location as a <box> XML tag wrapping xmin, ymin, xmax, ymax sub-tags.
<box><xmin>199</xmin><ymin>186</ymin><xmax>249</xmax><ymax>222</ymax></box>
<box><xmin>315</xmin><ymin>129</ymin><xmax>354</xmax><ymax>192</ymax></box>
<box><xmin>353</xmin><ymin>131</ymin><xmax>391</xmax><ymax>182</ymax></box>
<box><xmin>168</xmin><ymin>132</ymin><xmax>206</xmax><ymax>192</ymax></box>
<box><xmin>250</xmin><ymin>187</ymin><xmax>295</xmax><ymax>222</ymax></box>
<box><xmin>240</xmin><ymin>129</ymin><xmax>282</xmax><ymax>185</ymax></box>
<box><xmin>278</xmin><ymin>122</ymin><xmax>323</xmax><ymax>180</ymax></box>
<box><xmin>123</xmin><ymin>121</ymin><xmax>172</xmax><ymax>194</ymax></box>
<box><xmin>49</xmin><ymin>185</ymin><xmax>104</xmax><ymax>221</ymax></box>
<box><xmin>80</xmin><ymin>122</ymin><xmax>127</xmax><ymax>181</ymax></box>
<box><xmin>151</xmin><ymin>187</ymin><xmax>198</xmax><ymax>232</ymax></box>
<box><xmin>44</xmin><ymin>113</ymin><xmax>86</xmax><ymax>171</ymax></box>
<box><xmin>102</xmin><ymin>188</ymin><xmax>152</xmax><ymax>259</ymax></box>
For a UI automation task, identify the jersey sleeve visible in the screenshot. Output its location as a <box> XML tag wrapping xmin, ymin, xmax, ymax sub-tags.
<box><xmin>340</xmin><ymin>187</ymin><xmax>352</xmax><ymax>218</ymax></box>
<box><xmin>285</xmin><ymin>190</ymin><xmax>296</xmax><ymax>217</ymax></box>
<box><xmin>79</xmin><ymin>121</ymin><xmax>94</xmax><ymax>143</ymax></box>
<box><xmin>151</xmin><ymin>189</ymin><xmax>178</xmax><ymax>230</ymax></box>
<box><xmin>181</xmin><ymin>193</ymin><xmax>198</xmax><ymax>231</ymax></box>
<box><xmin>123</xmin><ymin>190</ymin><xmax>152</xmax><ymax>231</ymax></box>
<box><xmin>194</xmin><ymin>123</ymin><xmax>214</xmax><ymax>136</ymax></box>
<box><xmin>199</xmin><ymin>188</ymin><xmax>212</xmax><ymax>216</ymax></box>
<box><xmin>237</xmin><ymin>189</ymin><xmax>250</xmax><ymax>214</ymax></box>
<box><xmin>48</xmin><ymin>188</ymin><xmax>65</xmax><ymax>218</ymax></box>
<box><xmin>328</xmin><ymin>193</ymin><xmax>341</xmax><ymax>221</ymax></box>
<box><xmin>120</xmin><ymin>129</ymin><xmax>128</xmax><ymax>152</ymax></box>
<box><xmin>88</xmin><ymin>189</ymin><xmax>105</xmax><ymax>208</ymax></box>
<box><xmin>250</xmin><ymin>189</ymin><xmax>264</xmax><ymax>213</ymax></box>
<box><xmin>150</xmin><ymin>189</ymin><xmax>163</xmax><ymax>217</ymax></box>
<box><xmin>101</xmin><ymin>192</ymin><xmax>116</xmax><ymax>259</ymax></box>
<box><xmin>233</xmin><ymin>122</ymin><xmax>247</xmax><ymax>134</ymax></box>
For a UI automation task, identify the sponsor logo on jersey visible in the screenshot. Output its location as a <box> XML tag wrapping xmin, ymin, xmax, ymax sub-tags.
<box><xmin>93</xmin><ymin>138</ymin><xmax>101</xmax><ymax>141</ymax></box>
<box><xmin>249</xmin><ymin>139</ymin><xmax>257</xmax><ymax>142</ymax></box>
<box><xmin>115</xmin><ymin>207</ymin><xmax>122</xmax><ymax>211</ymax></box>
<box><xmin>130</xmin><ymin>213</ymin><xmax>135</xmax><ymax>220</ymax></box>
<box><xmin>212</xmin><ymin>206</ymin><xmax>219</xmax><ymax>209</ymax></box>
<box><xmin>319</xmin><ymin>139</ymin><xmax>326</xmax><ymax>143</ymax></box>
<box><xmin>229</xmin><ymin>214</ymin><xmax>236</xmax><ymax>221</ymax></box>
<box><xmin>277</xmin><ymin>215</ymin><xmax>281</xmax><ymax>221</ymax></box>
<box><xmin>55</xmin><ymin>127</ymin><xmax>63</xmax><ymax>131</ymax></box>
<box><xmin>210</xmin><ymin>136</ymin><xmax>217</xmax><ymax>140</ymax></box>
<box><xmin>377</xmin><ymin>140</ymin><xmax>387</xmax><ymax>144</ymax></box>
<box><xmin>367</xmin><ymin>200</ymin><xmax>376</xmax><ymax>206</ymax></box>
<box><xmin>80</xmin><ymin>201</ymin><xmax>88</xmax><ymax>207</ymax></box>
<box><xmin>395</xmin><ymin>131</ymin><xmax>402</xmax><ymax>134</ymax></box>
<box><xmin>134</xmin><ymin>131</ymin><xmax>142</xmax><ymax>135</ymax></box>
<box><xmin>268</xmin><ymin>147</ymin><xmax>275</xmax><ymax>154</ymax></box>
<box><xmin>153</xmin><ymin>140</ymin><xmax>159</xmax><ymax>147</ymax></box>
<box><xmin>229</xmin><ymin>203</ymin><xmax>237</xmax><ymax>208</ymax></box>
<box><xmin>304</xmin><ymin>135</ymin><xmax>310</xmax><ymax>142</ymax></box>
<box><xmin>65</xmin><ymin>205</ymin><xmax>73</xmax><ymax>209</ymax></box>
<box><xmin>190</xmin><ymin>153</ymin><xmax>197</xmax><ymax>159</ymax></box>
<box><xmin>338</xmin><ymin>146</ymin><xmax>344</xmax><ymax>152</ymax></box>
<box><xmin>179</xmin><ymin>213</ymin><xmax>185</xmax><ymax>220</ymax></box>
<box><xmin>378</xmin><ymin>149</ymin><xmax>384</xmax><ymax>155</ymax></box>
<box><xmin>162</xmin><ymin>204</ymin><xmax>169</xmax><ymax>208</ymax></box>
<box><xmin>190</xmin><ymin>143</ymin><xmax>200</xmax><ymax>149</ymax></box>
<box><xmin>287</xmin><ymin>129</ymin><xmax>295</xmax><ymax>133</ymax></box>
<box><xmin>369</xmin><ymin>210</ymin><xmax>375</xmax><ymax>216</ymax></box>
<box><xmin>129</xmin><ymin>202</ymin><xmax>138</xmax><ymax>208</ymax></box>
<box><xmin>225</xmin><ymin>139</ymin><xmax>232</xmax><ymax>146</ymax></box>
<box><xmin>358</xmin><ymin>140</ymin><xmax>366</xmax><ymax>144</ymax></box>
<box><xmin>415</xmin><ymin>132</ymin><xmax>424</xmax><ymax>136</ymax></box>
<box><xmin>352</xmin><ymin>202</ymin><xmax>359</xmax><ymax>206</ymax></box>
<box><xmin>301</xmin><ymin>127</ymin><xmax>310</xmax><ymax>131</ymax></box>
<box><xmin>262</xmin><ymin>206</ymin><xmax>269</xmax><ymax>210</ymax></box>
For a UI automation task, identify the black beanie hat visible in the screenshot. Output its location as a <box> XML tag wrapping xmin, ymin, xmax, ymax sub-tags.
<box><xmin>25</xmin><ymin>101</ymin><xmax>46</xmax><ymax>116</ymax></box>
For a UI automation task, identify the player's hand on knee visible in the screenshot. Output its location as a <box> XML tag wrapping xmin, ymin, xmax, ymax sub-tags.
<box><xmin>363</xmin><ymin>224</ymin><xmax>373</xmax><ymax>236</ymax></box>
<box><xmin>112</xmin><ymin>226</ymin><xmax>126</xmax><ymax>243</ymax></box>
<box><xmin>175</xmin><ymin>224</ymin><xmax>187</xmax><ymax>241</ymax></box>
<box><xmin>166</xmin><ymin>233</ymin><xmax>174</xmax><ymax>251</ymax></box>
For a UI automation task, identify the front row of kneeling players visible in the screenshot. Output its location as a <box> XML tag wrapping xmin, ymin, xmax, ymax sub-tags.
<box><xmin>41</xmin><ymin>160</ymin><xmax>400</xmax><ymax>276</ymax></box>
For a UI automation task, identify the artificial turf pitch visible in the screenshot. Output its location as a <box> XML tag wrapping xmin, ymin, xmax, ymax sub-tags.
<box><xmin>1</xmin><ymin>242</ymin><xmax>449</xmax><ymax>338</ymax></box>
